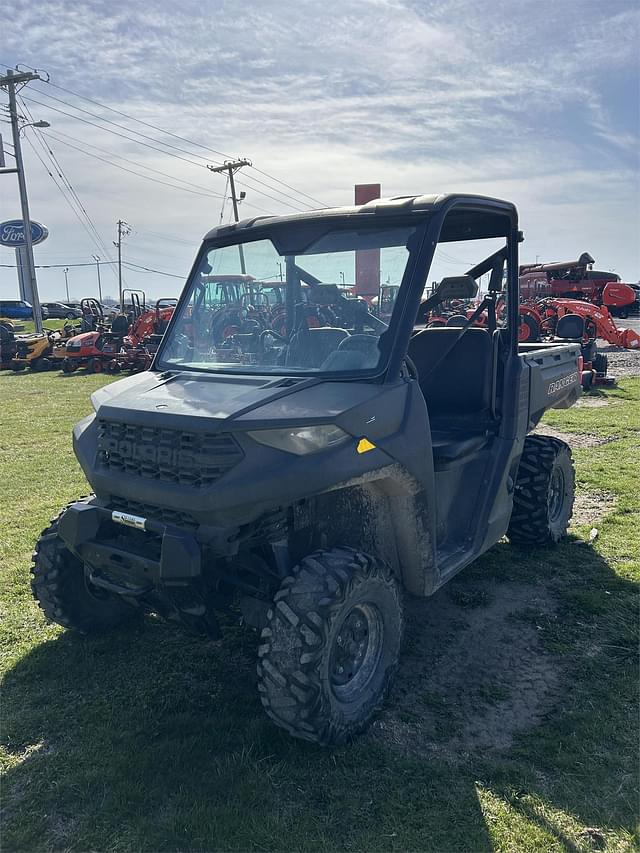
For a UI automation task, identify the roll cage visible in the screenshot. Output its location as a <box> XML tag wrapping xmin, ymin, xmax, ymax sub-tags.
<box><xmin>154</xmin><ymin>194</ymin><xmax>520</xmax><ymax>379</ymax></box>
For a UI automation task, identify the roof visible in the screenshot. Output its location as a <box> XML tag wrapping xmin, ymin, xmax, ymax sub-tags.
<box><xmin>203</xmin><ymin>193</ymin><xmax>517</xmax><ymax>243</ymax></box>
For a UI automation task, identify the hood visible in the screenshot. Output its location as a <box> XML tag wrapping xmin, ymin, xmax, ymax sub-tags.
<box><xmin>91</xmin><ymin>369</ymin><xmax>403</xmax><ymax>436</ymax></box>
<box><xmin>67</xmin><ymin>331</ymin><xmax>99</xmax><ymax>347</ymax></box>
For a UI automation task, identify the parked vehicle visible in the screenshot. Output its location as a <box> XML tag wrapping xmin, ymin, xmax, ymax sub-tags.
<box><xmin>32</xmin><ymin>193</ymin><xmax>581</xmax><ymax>745</ymax></box>
<box><xmin>42</xmin><ymin>302</ymin><xmax>83</xmax><ymax>320</ymax></box>
<box><xmin>0</xmin><ymin>300</ymin><xmax>40</xmax><ymax>320</ymax></box>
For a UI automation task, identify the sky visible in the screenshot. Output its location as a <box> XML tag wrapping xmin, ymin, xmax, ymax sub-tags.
<box><xmin>1</xmin><ymin>0</ymin><xmax>639</xmax><ymax>303</ymax></box>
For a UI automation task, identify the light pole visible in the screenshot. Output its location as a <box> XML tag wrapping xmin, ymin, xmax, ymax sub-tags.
<box><xmin>340</xmin><ymin>271</ymin><xmax>345</xmax><ymax>285</ymax></box>
<box><xmin>0</xmin><ymin>68</ymin><xmax>46</xmax><ymax>332</ymax></box>
<box><xmin>63</xmin><ymin>267</ymin><xmax>70</xmax><ymax>302</ymax></box>
<box><xmin>277</xmin><ymin>262</ymin><xmax>283</xmax><ymax>282</ymax></box>
<box><xmin>92</xmin><ymin>254</ymin><xmax>102</xmax><ymax>303</ymax></box>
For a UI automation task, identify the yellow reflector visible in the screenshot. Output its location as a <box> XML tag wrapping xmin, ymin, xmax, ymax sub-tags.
<box><xmin>357</xmin><ymin>438</ymin><xmax>377</xmax><ymax>454</ymax></box>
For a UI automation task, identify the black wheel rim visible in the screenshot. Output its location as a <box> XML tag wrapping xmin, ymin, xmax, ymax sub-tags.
<box><xmin>548</xmin><ymin>465</ymin><xmax>566</xmax><ymax>522</ymax></box>
<box><xmin>329</xmin><ymin>604</ymin><xmax>383</xmax><ymax>702</ymax></box>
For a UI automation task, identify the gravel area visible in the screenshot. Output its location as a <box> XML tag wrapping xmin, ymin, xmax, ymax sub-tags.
<box><xmin>596</xmin><ymin>342</ymin><xmax>640</xmax><ymax>379</ymax></box>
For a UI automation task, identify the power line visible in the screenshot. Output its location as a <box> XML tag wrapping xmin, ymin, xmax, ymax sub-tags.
<box><xmin>23</xmin><ymin>133</ymin><xmax>119</xmax><ymax>279</ymax></box>
<box><xmin>41</xmin><ymin>130</ymin><xmax>234</xmax><ymax>203</ymax></box>
<box><xmin>45</xmin><ymin>128</ymin><xmax>227</xmax><ymax>199</ymax></box>
<box><xmin>36</xmin><ymin>78</ymin><xmax>328</xmax><ymax>207</ymax></box>
<box><xmin>22</xmin><ymin>92</ymin><xmax>212</xmax><ymax>170</ymax></box>
<box><xmin>0</xmin><ymin>257</ymin><xmax>185</xmax><ymax>280</ymax></box>
<box><xmin>0</xmin><ymin>260</ymin><xmax>116</xmax><ymax>268</ymax></box>
<box><xmin>24</xmin><ymin>89</ymin><xmax>309</xmax><ymax>211</ymax></box>
<box><xmin>122</xmin><ymin>261</ymin><xmax>185</xmax><ymax>279</ymax></box>
<box><xmin>248</xmin><ymin>165</ymin><xmax>327</xmax><ymax>208</ymax></box>
<box><xmin>19</xmin><ymin>96</ymin><xmax>120</xmax><ymax>276</ymax></box>
<box><xmin>132</xmin><ymin>228</ymin><xmax>195</xmax><ymax>247</ymax></box>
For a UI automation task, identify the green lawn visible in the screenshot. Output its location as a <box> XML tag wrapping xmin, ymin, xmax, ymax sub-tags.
<box><xmin>1</xmin><ymin>372</ymin><xmax>638</xmax><ymax>852</ymax></box>
<box><xmin>3</xmin><ymin>319</ymin><xmax>71</xmax><ymax>334</ymax></box>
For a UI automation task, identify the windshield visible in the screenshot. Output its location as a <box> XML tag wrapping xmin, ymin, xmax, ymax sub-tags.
<box><xmin>158</xmin><ymin>223</ymin><xmax>422</xmax><ymax>376</ymax></box>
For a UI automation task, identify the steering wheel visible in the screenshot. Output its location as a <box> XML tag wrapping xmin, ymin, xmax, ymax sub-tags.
<box><xmin>258</xmin><ymin>328</ymin><xmax>288</xmax><ymax>353</ymax></box>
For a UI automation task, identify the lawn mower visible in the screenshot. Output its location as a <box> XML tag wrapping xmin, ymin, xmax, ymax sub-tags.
<box><xmin>62</xmin><ymin>296</ymin><xmax>141</xmax><ymax>374</ymax></box>
<box><xmin>0</xmin><ymin>321</ymin><xmax>18</xmax><ymax>369</ymax></box>
<box><xmin>11</xmin><ymin>323</ymin><xmax>82</xmax><ymax>372</ymax></box>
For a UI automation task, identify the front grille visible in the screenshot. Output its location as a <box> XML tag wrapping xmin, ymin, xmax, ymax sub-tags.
<box><xmin>97</xmin><ymin>420</ymin><xmax>244</xmax><ymax>487</ymax></box>
<box><xmin>107</xmin><ymin>498</ymin><xmax>199</xmax><ymax>530</ymax></box>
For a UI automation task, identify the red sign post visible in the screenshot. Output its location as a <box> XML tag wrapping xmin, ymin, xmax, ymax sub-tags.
<box><xmin>354</xmin><ymin>183</ymin><xmax>381</xmax><ymax>298</ymax></box>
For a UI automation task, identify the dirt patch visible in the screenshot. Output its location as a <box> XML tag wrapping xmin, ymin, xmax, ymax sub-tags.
<box><xmin>533</xmin><ymin>424</ymin><xmax>616</xmax><ymax>448</ymax></box>
<box><xmin>370</xmin><ymin>582</ymin><xmax>561</xmax><ymax>759</ymax></box>
<box><xmin>571</xmin><ymin>490</ymin><xmax>617</xmax><ymax>527</ymax></box>
<box><xmin>574</xmin><ymin>396</ymin><xmax>610</xmax><ymax>408</ymax></box>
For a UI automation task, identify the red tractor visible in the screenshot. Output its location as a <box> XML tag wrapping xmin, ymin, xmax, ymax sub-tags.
<box><xmin>109</xmin><ymin>298</ymin><xmax>178</xmax><ymax>373</ymax></box>
<box><xmin>519</xmin><ymin>253</ymin><xmax>638</xmax><ymax>318</ymax></box>
<box><xmin>518</xmin><ymin>298</ymin><xmax>640</xmax><ymax>350</ymax></box>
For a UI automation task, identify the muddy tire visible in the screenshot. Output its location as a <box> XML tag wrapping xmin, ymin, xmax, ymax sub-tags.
<box><xmin>257</xmin><ymin>547</ymin><xmax>403</xmax><ymax>745</ymax></box>
<box><xmin>508</xmin><ymin>436</ymin><xmax>575</xmax><ymax>545</ymax></box>
<box><xmin>31</xmin><ymin>502</ymin><xmax>136</xmax><ymax>633</ymax></box>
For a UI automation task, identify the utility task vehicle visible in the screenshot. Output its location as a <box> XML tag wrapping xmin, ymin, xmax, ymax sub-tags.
<box><xmin>32</xmin><ymin>195</ymin><xmax>581</xmax><ymax>745</ymax></box>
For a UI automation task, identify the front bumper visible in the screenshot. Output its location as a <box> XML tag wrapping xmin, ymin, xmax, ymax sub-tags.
<box><xmin>58</xmin><ymin>500</ymin><xmax>203</xmax><ymax>595</ymax></box>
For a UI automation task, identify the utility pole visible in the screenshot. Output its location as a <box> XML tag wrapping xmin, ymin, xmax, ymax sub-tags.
<box><xmin>207</xmin><ymin>159</ymin><xmax>251</xmax><ymax>273</ymax></box>
<box><xmin>92</xmin><ymin>254</ymin><xmax>103</xmax><ymax>303</ymax></box>
<box><xmin>63</xmin><ymin>267</ymin><xmax>70</xmax><ymax>302</ymax></box>
<box><xmin>0</xmin><ymin>68</ymin><xmax>44</xmax><ymax>332</ymax></box>
<box><xmin>113</xmin><ymin>219</ymin><xmax>131</xmax><ymax>306</ymax></box>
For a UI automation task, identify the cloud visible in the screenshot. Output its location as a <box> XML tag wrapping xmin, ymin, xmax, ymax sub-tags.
<box><xmin>1</xmin><ymin>0</ymin><xmax>638</xmax><ymax>300</ymax></box>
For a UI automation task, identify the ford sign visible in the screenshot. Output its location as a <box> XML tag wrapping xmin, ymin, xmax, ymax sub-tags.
<box><xmin>0</xmin><ymin>220</ymin><xmax>49</xmax><ymax>248</ymax></box>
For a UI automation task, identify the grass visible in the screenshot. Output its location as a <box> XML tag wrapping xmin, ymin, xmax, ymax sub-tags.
<box><xmin>3</xmin><ymin>319</ymin><xmax>72</xmax><ymax>335</ymax></box>
<box><xmin>1</xmin><ymin>371</ymin><xmax>638</xmax><ymax>852</ymax></box>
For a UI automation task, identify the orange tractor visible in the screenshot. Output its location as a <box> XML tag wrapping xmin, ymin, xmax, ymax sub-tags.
<box><xmin>108</xmin><ymin>298</ymin><xmax>177</xmax><ymax>373</ymax></box>
<box><xmin>520</xmin><ymin>253</ymin><xmax>639</xmax><ymax>319</ymax></box>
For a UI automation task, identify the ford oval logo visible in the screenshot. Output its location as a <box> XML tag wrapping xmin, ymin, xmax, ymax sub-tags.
<box><xmin>0</xmin><ymin>219</ymin><xmax>49</xmax><ymax>248</ymax></box>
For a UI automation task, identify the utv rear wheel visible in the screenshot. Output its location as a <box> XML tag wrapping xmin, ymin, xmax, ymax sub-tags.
<box><xmin>508</xmin><ymin>435</ymin><xmax>575</xmax><ymax>545</ymax></box>
<box><xmin>31</xmin><ymin>504</ymin><xmax>136</xmax><ymax>634</ymax></box>
<box><xmin>257</xmin><ymin>548</ymin><xmax>403</xmax><ymax>745</ymax></box>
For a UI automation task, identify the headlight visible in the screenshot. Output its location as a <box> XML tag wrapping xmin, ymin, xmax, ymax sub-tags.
<box><xmin>248</xmin><ymin>424</ymin><xmax>350</xmax><ymax>455</ymax></box>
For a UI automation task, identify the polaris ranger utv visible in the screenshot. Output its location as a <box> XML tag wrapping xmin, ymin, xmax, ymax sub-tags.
<box><xmin>32</xmin><ymin>194</ymin><xmax>581</xmax><ymax>745</ymax></box>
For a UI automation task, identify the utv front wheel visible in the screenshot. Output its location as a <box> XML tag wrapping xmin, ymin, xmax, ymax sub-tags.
<box><xmin>31</xmin><ymin>506</ymin><xmax>136</xmax><ymax>633</ymax></box>
<box><xmin>508</xmin><ymin>435</ymin><xmax>575</xmax><ymax>545</ymax></box>
<box><xmin>257</xmin><ymin>547</ymin><xmax>403</xmax><ymax>745</ymax></box>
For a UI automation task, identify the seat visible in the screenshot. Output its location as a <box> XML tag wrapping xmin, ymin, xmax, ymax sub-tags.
<box><xmin>285</xmin><ymin>327</ymin><xmax>348</xmax><ymax>368</ymax></box>
<box><xmin>110</xmin><ymin>314</ymin><xmax>130</xmax><ymax>336</ymax></box>
<box><xmin>407</xmin><ymin>327</ymin><xmax>493</xmax><ymax>424</ymax></box>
